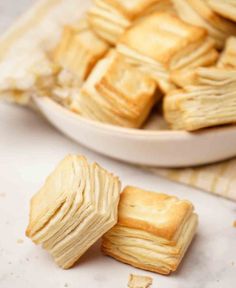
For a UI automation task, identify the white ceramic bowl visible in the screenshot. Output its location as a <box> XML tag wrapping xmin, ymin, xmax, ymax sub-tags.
<box><xmin>34</xmin><ymin>96</ymin><xmax>236</xmax><ymax>167</ymax></box>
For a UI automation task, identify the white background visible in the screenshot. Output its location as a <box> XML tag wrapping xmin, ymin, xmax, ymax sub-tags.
<box><xmin>0</xmin><ymin>1</ymin><xmax>236</xmax><ymax>287</ymax></box>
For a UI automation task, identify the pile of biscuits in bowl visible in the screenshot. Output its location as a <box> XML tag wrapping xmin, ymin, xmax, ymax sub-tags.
<box><xmin>1</xmin><ymin>0</ymin><xmax>236</xmax><ymax>132</ymax></box>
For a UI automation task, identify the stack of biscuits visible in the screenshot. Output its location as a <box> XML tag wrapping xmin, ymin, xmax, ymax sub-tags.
<box><xmin>1</xmin><ymin>0</ymin><xmax>236</xmax><ymax>132</ymax></box>
<box><xmin>26</xmin><ymin>155</ymin><xmax>198</xmax><ymax>274</ymax></box>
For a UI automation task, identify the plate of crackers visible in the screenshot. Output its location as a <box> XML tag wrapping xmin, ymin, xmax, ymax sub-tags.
<box><xmin>1</xmin><ymin>0</ymin><xmax>236</xmax><ymax>167</ymax></box>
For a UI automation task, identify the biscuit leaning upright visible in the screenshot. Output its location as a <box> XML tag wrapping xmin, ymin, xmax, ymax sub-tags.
<box><xmin>26</xmin><ymin>155</ymin><xmax>121</xmax><ymax>269</ymax></box>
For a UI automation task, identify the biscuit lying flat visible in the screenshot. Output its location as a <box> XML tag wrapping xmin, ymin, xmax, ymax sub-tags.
<box><xmin>207</xmin><ymin>0</ymin><xmax>236</xmax><ymax>23</ymax></box>
<box><xmin>117</xmin><ymin>13</ymin><xmax>218</xmax><ymax>93</ymax></box>
<box><xmin>0</xmin><ymin>0</ymin><xmax>87</xmax><ymax>105</ymax></box>
<box><xmin>172</xmin><ymin>0</ymin><xmax>236</xmax><ymax>49</ymax></box>
<box><xmin>128</xmin><ymin>274</ymin><xmax>153</xmax><ymax>288</ymax></box>
<box><xmin>218</xmin><ymin>37</ymin><xmax>236</xmax><ymax>69</ymax></box>
<box><xmin>102</xmin><ymin>186</ymin><xmax>198</xmax><ymax>275</ymax></box>
<box><xmin>164</xmin><ymin>68</ymin><xmax>236</xmax><ymax>131</ymax></box>
<box><xmin>71</xmin><ymin>50</ymin><xmax>158</xmax><ymax>128</ymax></box>
<box><xmin>87</xmin><ymin>0</ymin><xmax>174</xmax><ymax>44</ymax></box>
<box><xmin>26</xmin><ymin>155</ymin><xmax>121</xmax><ymax>269</ymax></box>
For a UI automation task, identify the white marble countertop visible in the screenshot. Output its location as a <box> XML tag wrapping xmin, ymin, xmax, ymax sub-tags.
<box><xmin>0</xmin><ymin>1</ymin><xmax>236</xmax><ymax>287</ymax></box>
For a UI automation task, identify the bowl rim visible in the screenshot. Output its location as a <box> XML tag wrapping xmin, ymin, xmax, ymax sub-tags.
<box><xmin>34</xmin><ymin>96</ymin><xmax>236</xmax><ymax>139</ymax></box>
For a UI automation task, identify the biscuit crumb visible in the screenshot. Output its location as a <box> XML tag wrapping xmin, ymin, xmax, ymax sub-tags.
<box><xmin>64</xmin><ymin>283</ymin><xmax>68</xmax><ymax>287</ymax></box>
<box><xmin>128</xmin><ymin>274</ymin><xmax>153</xmax><ymax>288</ymax></box>
<box><xmin>0</xmin><ymin>193</ymin><xmax>6</xmax><ymax>197</ymax></box>
<box><xmin>17</xmin><ymin>239</ymin><xmax>24</xmax><ymax>244</ymax></box>
<box><xmin>233</xmin><ymin>221</ymin><xmax>236</xmax><ymax>228</ymax></box>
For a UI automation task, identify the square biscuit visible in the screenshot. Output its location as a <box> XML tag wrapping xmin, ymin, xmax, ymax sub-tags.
<box><xmin>26</xmin><ymin>155</ymin><xmax>121</xmax><ymax>269</ymax></box>
<box><xmin>96</xmin><ymin>53</ymin><xmax>157</xmax><ymax>107</ymax></box>
<box><xmin>164</xmin><ymin>68</ymin><xmax>236</xmax><ymax>131</ymax></box>
<box><xmin>74</xmin><ymin>51</ymin><xmax>158</xmax><ymax>128</ymax></box>
<box><xmin>119</xmin><ymin>12</ymin><xmax>207</xmax><ymax>66</ymax></box>
<box><xmin>102</xmin><ymin>186</ymin><xmax>198</xmax><ymax>275</ymax></box>
<box><xmin>52</xmin><ymin>20</ymin><xmax>109</xmax><ymax>82</ymax></box>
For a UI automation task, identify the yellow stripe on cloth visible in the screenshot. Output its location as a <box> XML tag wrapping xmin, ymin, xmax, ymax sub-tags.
<box><xmin>149</xmin><ymin>158</ymin><xmax>236</xmax><ymax>202</ymax></box>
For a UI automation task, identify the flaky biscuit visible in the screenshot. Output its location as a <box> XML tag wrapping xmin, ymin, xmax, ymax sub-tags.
<box><xmin>72</xmin><ymin>50</ymin><xmax>158</xmax><ymax>128</ymax></box>
<box><xmin>118</xmin><ymin>13</ymin><xmax>217</xmax><ymax>93</ymax></box>
<box><xmin>52</xmin><ymin>20</ymin><xmax>109</xmax><ymax>83</ymax></box>
<box><xmin>26</xmin><ymin>155</ymin><xmax>121</xmax><ymax>269</ymax></box>
<box><xmin>119</xmin><ymin>13</ymin><xmax>207</xmax><ymax>65</ymax></box>
<box><xmin>164</xmin><ymin>68</ymin><xmax>236</xmax><ymax>131</ymax></box>
<box><xmin>102</xmin><ymin>186</ymin><xmax>198</xmax><ymax>275</ymax></box>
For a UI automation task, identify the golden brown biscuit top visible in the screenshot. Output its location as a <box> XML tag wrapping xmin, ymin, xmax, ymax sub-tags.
<box><xmin>102</xmin><ymin>0</ymin><xmax>163</xmax><ymax>19</ymax></box>
<box><xmin>98</xmin><ymin>52</ymin><xmax>156</xmax><ymax>103</ymax></box>
<box><xmin>118</xmin><ymin>186</ymin><xmax>193</xmax><ymax>241</ymax></box>
<box><xmin>119</xmin><ymin>12</ymin><xmax>207</xmax><ymax>64</ymax></box>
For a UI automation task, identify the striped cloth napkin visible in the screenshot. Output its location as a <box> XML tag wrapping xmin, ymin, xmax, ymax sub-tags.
<box><xmin>149</xmin><ymin>158</ymin><xmax>236</xmax><ymax>202</ymax></box>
